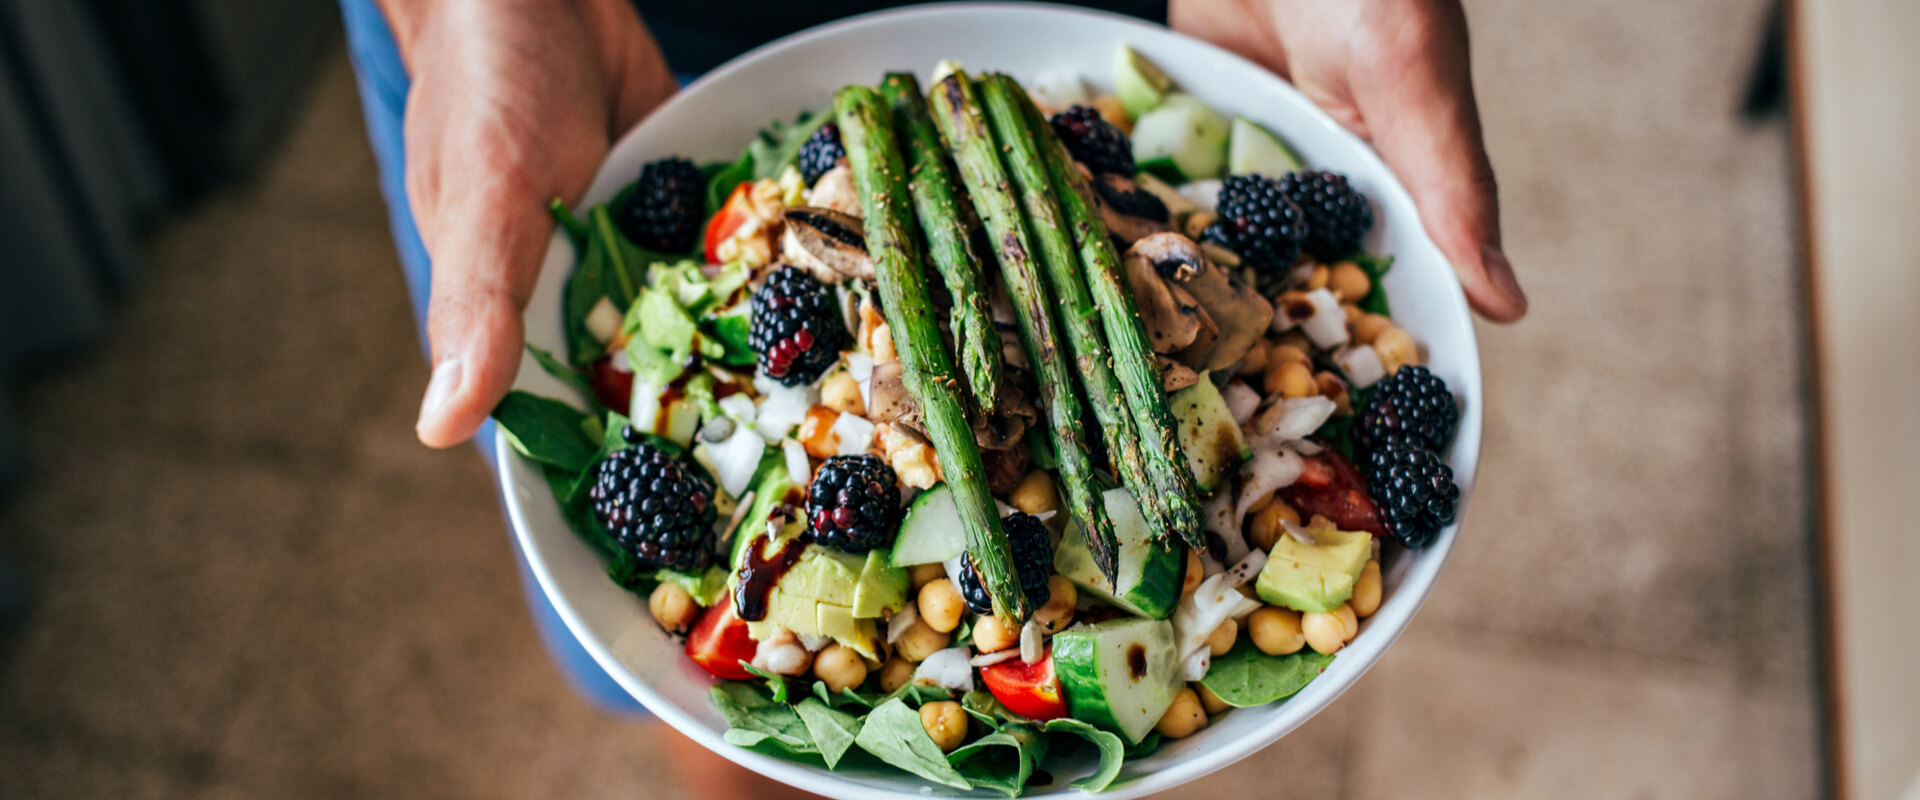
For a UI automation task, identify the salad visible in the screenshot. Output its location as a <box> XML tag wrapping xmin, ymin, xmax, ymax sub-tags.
<box><xmin>495</xmin><ymin>46</ymin><xmax>1461</xmax><ymax>796</ymax></box>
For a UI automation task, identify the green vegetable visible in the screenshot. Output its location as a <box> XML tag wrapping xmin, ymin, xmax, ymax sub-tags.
<box><xmin>559</xmin><ymin>202</ymin><xmax>673</xmax><ymax>365</ymax></box>
<box><xmin>1043</xmin><ymin>718</ymin><xmax>1127</xmax><ymax>791</ymax></box>
<box><xmin>711</xmin><ymin>683</ymin><xmax>817</xmax><ymax>756</ymax></box>
<box><xmin>1352</xmin><ymin>253</ymin><xmax>1394</xmax><ymax>317</ymax></box>
<box><xmin>658</xmin><ymin>565</ymin><xmax>730</xmax><ymax>606</ymax></box>
<box><xmin>950</xmin><ymin>722</ymin><xmax>1049</xmax><ymax>797</ymax></box>
<box><xmin>526</xmin><ymin>344</ymin><xmax>596</xmax><ymax>402</ymax></box>
<box><xmin>837</xmin><ymin>84</ymin><xmax>1025</xmax><ymax>621</ymax></box>
<box><xmin>853</xmin><ymin>698</ymin><xmax>972</xmax><ymax>789</ymax></box>
<box><xmin>740</xmin><ymin>662</ymin><xmax>794</xmax><ymax>704</ymax></box>
<box><xmin>1197</xmin><ymin>643</ymin><xmax>1335</xmax><ymax>707</ymax></box>
<box><xmin>704</xmin><ymin>152</ymin><xmax>755</xmax><ymax>215</ymax></box>
<box><xmin>492</xmin><ymin>391</ymin><xmax>597</xmax><ymax>474</ymax></box>
<box><xmin>795</xmin><ymin>697</ymin><xmax>862</xmax><ymax>769</ymax></box>
<box><xmin>747</xmin><ymin>110</ymin><xmax>833</xmax><ymax>180</ymax></box>
<box><xmin>550</xmin><ymin>197</ymin><xmax>589</xmax><ymax>243</ymax></box>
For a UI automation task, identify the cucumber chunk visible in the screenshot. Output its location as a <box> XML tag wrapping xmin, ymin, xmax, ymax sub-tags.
<box><xmin>1130</xmin><ymin>94</ymin><xmax>1230</xmax><ymax>181</ymax></box>
<box><xmin>1168</xmin><ymin>376</ymin><xmax>1252</xmax><ymax>492</ymax></box>
<box><xmin>1052</xmin><ymin>617</ymin><xmax>1183</xmax><ymax>744</ymax></box>
<box><xmin>1054</xmin><ymin>488</ymin><xmax>1184</xmax><ymax>619</ymax></box>
<box><xmin>889</xmin><ymin>483</ymin><xmax>964</xmax><ymax>567</ymax></box>
<box><xmin>1112</xmin><ymin>44</ymin><xmax>1173</xmax><ymax>119</ymax></box>
<box><xmin>1227</xmin><ymin>116</ymin><xmax>1303</xmax><ymax>178</ymax></box>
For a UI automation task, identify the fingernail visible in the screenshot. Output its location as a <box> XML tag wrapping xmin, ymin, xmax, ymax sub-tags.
<box><xmin>1483</xmin><ymin>243</ymin><xmax>1528</xmax><ymax>311</ymax></box>
<box><xmin>418</xmin><ymin>356</ymin><xmax>464</xmax><ymax>431</ymax></box>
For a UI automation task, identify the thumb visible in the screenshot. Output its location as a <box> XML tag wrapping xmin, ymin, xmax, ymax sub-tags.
<box><xmin>412</xmin><ymin>143</ymin><xmax>554</xmax><ymax>449</ymax></box>
<box><xmin>1351</xmin><ymin>2</ymin><xmax>1526</xmax><ymax>322</ymax></box>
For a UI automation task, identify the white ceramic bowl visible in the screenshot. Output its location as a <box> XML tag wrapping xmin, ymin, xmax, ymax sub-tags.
<box><xmin>498</xmin><ymin>3</ymin><xmax>1482</xmax><ymax>797</ymax></box>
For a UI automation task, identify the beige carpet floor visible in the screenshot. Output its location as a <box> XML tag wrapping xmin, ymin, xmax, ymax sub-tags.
<box><xmin>0</xmin><ymin>0</ymin><xmax>1818</xmax><ymax>797</ymax></box>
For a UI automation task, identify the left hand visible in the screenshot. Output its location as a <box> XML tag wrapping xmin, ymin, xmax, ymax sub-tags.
<box><xmin>1171</xmin><ymin>0</ymin><xmax>1528</xmax><ymax>322</ymax></box>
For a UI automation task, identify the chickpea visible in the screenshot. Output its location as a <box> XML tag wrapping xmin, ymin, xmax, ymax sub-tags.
<box><xmin>1195</xmin><ymin>683</ymin><xmax>1232</xmax><ymax>715</ymax></box>
<box><xmin>909</xmin><ymin>563</ymin><xmax>946</xmax><ymax>589</ymax></box>
<box><xmin>761</xmin><ymin>632</ymin><xmax>812</xmax><ymax>676</ymax></box>
<box><xmin>1302</xmin><ymin>611</ymin><xmax>1348</xmax><ymax>655</ymax></box>
<box><xmin>973</xmin><ymin>615</ymin><xmax>1019</xmax><ymax>653</ymax></box>
<box><xmin>813</xmin><ymin>644</ymin><xmax>868</xmax><ymax>693</ymax></box>
<box><xmin>1238</xmin><ymin>338</ymin><xmax>1270</xmax><ymax>376</ymax></box>
<box><xmin>1155</xmin><ymin>688</ymin><xmax>1208</xmax><ymax>739</ymax></box>
<box><xmin>1342</xmin><ymin>303</ymin><xmax>1363</xmax><ymax>325</ymax></box>
<box><xmin>920</xmin><ymin>701</ymin><xmax>970</xmax><ymax>752</ymax></box>
<box><xmin>1270</xmin><ymin>343</ymin><xmax>1311</xmax><ymax>366</ymax></box>
<box><xmin>1034</xmin><ymin>576</ymin><xmax>1077</xmax><ymax>633</ymax></box>
<box><xmin>1351</xmin><ymin>561</ymin><xmax>1383</xmax><ymax>618</ymax></box>
<box><xmin>1352</xmin><ymin>312</ymin><xmax>1393</xmax><ymax>345</ymax></box>
<box><xmin>1276</xmin><ymin>330</ymin><xmax>1312</xmax><ymax>354</ymax></box>
<box><xmin>896</xmin><ymin>619</ymin><xmax>950</xmax><ymax>662</ymax></box>
<box><xmin>1249</xmin><ymin>607</ymin><xmax>1306</xmax><ymax>655</ymax></box>
<box><xmin>1333</xmin><ymin>603</ymin><xmax>1360</xmax><ymax>642</ymax></box>
<box><xmin>1305</xmin><ymin>264</ymin><xmax>1331</xmax><ymax>291</ymax></box>
<box><xmin>918</xmin><ymin>579</ymin><xmax>966</xmax><ymax>633</ymax></box>
<box><xmin>1206</xmin><ymin>618</ymin><xmax>1238</xmax><ymax>657</ymax></box>
<box><xmin>821</xmin><ymin>371</ymin><xmax>865</xmax><ymax>416</ymax></box>
<box><xmin>1248</xmin><ymin>497</ymin><xmax>1302</xmax><ymax>552</ymax></box>
<box><xmin>877</xmin><ymin>656</ymin><xmax>915</xmax><ymax>692</ymax></box>
<box><xmin>1374</xmin><ymin>325</ymin><xmax>1418</xmax><ymax>374</ymax></box>
<box><xmin>1182</xmin><ymin>549</ymin><xmax>1204</xmax><ymax>595</ymax></box>
<box><xmin>1265</xmin><ymin>361</ymin><xmax>1317</xmax><ymax>399</ymax></box>
<box><xmin>1009</xmin><ymin>470</ymin><xmax>1060</xmax><ymax>517</ymax></box>
<box><xmin>1317</xmin><ymin>371</ymin><xmax>1353</xmax><ymax>414</ymax></box>
<box><xmin>1329</xmin><ymin>261</ymin><xmax>1371</xmax><ymax>301</ymax></box>
<box><xmin>648</xmin><ymin>582</ymin><xmax>698</xmax><ymax>633</ymax></box>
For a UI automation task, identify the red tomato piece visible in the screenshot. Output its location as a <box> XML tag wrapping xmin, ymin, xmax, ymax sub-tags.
<box><xmin>703</xmin><ymin>183</ymin><xmax>754</xmax><ymax>264</ymax></box>
<box><xmin>981</xmin><ymin>651</ymin><xmax>1068</xmax><ymax>721</ymax></box>
<box><xmin>685</xmin><ymin>601</ymin><xmax>758</xmax><ymax>681</ymax></box>
<box><xmin>588</xmin><ymin>356</ymin><xmax>634</xmax><ymax>412</ymax></box>
<box><xmin>1279</xmin><ymin>450</ymin><xmax>1388</xmax><ymax>537</ymax></box>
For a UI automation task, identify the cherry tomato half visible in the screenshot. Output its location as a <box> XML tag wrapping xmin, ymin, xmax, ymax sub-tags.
<box><xmin>980</xmin><ymin>650</ymin><xmax>1068</xmax><ymax>721</ymax></box>
<box><xmin>685</xmin><ymin>601</ymin><xmax>758</xmax><ymax>681</ymax></box>
<box><xmin>703</xmin><ymin>183</ymin><xmax>755</xmax><ymax>265</ymax></box>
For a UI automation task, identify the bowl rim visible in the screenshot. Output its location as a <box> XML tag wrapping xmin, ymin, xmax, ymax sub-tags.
<box><xmin>497</xmin><ymin>3</ymin><xmax>1483</xmax><ymax>797</ymax></box>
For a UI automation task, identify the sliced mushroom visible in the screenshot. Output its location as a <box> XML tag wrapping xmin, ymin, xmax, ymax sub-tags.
<box><xmin>867</xmin><ymin>360</ymin><xmax>1038</xmax><ymax>450</ymax></box>
<box><xmin>1130</xmin><ymin>232</ymin><xmax>1274</xmax><ymax>371</ymax></box>
<box><xmin>1156</xmin><ymin>356</ymin><xmax>1201</xmax><ymax>393</ymax></box>
<box><xmin>806</xmin><ymin>163</ymin><xmax>863</xmax><ymax>217</ymax></box>
<box><xmin>1122</xmin><ymin>240</ymin><xmax>1209</xmax><ymax>354</ymax></box>
<box><xmin>865</xmin><ymin>360</ymin><xmax>921</xmax><ymax>427</ymax></box>
<box><xmin>781</xmin><ymin>207</ymin><xmax>874</xmax><ymax>282</ymax></box>
<box><xmin>1090</xmin><ymin>172</ymin><xmax>1173</xmax><ymax>245</ymax></box>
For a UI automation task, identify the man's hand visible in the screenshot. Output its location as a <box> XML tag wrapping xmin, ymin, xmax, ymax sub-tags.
<box><xmin>1171</xmin><ymin>0</ymin><xmax>1528</xmax><ymax>322</ymax></box>
<box><xmin>382</xmin><ymin>0</ymin><xmax>676</xmax><ymax>447</ymax></box>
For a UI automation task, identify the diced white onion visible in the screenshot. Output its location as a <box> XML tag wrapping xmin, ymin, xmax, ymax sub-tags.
<box><xmin>1262</xmin><ymin>396</ymin><xmax>1337</xmax><ymax>443</ymax></box>
<box><xmin>1172</xmin><ymin>573</ymin><xmax>1261</xmax><ymax>662</ymax></box>
<box><xmin>1234</xmin><ymin>446</ymin><xmax>1305</xmax><ymax>520</ymax></box>
<box><xmin>718</xmin><ymin>393</ymin><xmax>757</xmax><ymax>424</ymax></box>
<box><xmin>887</xmin><ymin>606</ymin><xmax>921</xmax><ymax>644</ymax></box>
<box><xmin>1300</xmin><ymin>288</ymin><xmax>1350</xmax><ymax>349</ymax></box>
<box><xmin>1280</xmin><ymin>518</ymin><xmax>1319</xmax><ymax>546</ymax></box>
<box><xmin>795</xmin><ymin>632</ymin><xmax>830</xmax><ymax>652</ymax></box>
<box><xmin>1223</xmin><ymin>381</ymin><xmax>1261</xmax><ymax>428</ymax></box>
<box><xmin>753</xmin><ymin>379</ymin><xmax>817</xmax><ymax>440</ymax></box>
<box><xmin>1028</xmin><ymin>69</ymin><xmax>1092</xmax><ymax>111</ymax></box>
<box><xmin>942</xmin><ymin>554</ymin><xmax>966</xmax><ymax>587</ymax></box>
<box><xmin>1224</xmin><ymin>550</ymin><xmax>1267</xmax><ymax>586</ymax></box>
<box><xmin>1178</xmin><ymin>179</ymin><xmax>1223</xmax><ymax>213</ymax></box>
<box><xmin>1338</xmin><ymin>344</ymin><xmax>1386</xmax><ymax>389</ymax></box>
<box><xmin>911</xmin><ymin>647</ymin><xmax>976</xmax><ymax>693</ymax></box>
<box><xmin>1181</xmin><ymin>648</ymin><xmax>1211</xmax><ymax>682</ymax></box>
<box><xmin>1292</xmin><ymin>439</ymin><xmax>1325</xmax><ymax>456</ymax></box>
<box><xmin>709</xmin><ymin>427</ymin><xmax>767</xmax><ymax>498</ymax></box>
<box><xmin>585</xmin><ymin>296</ymin><xmax>623</xmax><ymax>344</ymax></box>
<box><xmin>830</xmin><ymin>413</ymin><xmax>876</xmax><ymax>456</ymax></box>
<box><xmin>845</xmin><ymin>352</ymin><xmax>876</xmax><ymax>410</ymax></box>
<box><xmin>1020</xmin><ymin>619</ymin><xmax>1045</xmax><ymax>664</ymax></box>
<box><xmin>719</xmin><ymin>490</ymin><xmax>755</xmax><ymax>547</ymax></box>
<box><xmin>1203</xmin><ymin>490</ymin><xmax>1247</xmax><ymax>564</ymax></box>
<box><xmin>969</xmin><ymin>648</ymin><xmax>1022</xmax><ymax>668</ymax></box>
<box><xmin>783</xmin><ymin>438</ymin><xmax>811</xmax><ymax>485</ymax></box>
<box><xmin>628</xmin><ymin>380</ymin><xmax>663</xmax><ymax>431</ymax></box>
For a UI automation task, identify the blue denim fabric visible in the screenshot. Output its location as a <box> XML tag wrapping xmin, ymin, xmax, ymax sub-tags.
<box><xmin>339</xmin><ymin>0</ymin><xmax>645</xmax><ymax>715</ymax></box>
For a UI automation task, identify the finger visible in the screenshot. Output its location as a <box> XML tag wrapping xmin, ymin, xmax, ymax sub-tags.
<box><xmin>412</xmin><ymin>130</ymin><xmax>554</xmax><ymax>448</ymax></box>
<box><xmin>1351</xmin><ymin>2</ymin><xmax>1526</xmax><ymax>322</ymax></box>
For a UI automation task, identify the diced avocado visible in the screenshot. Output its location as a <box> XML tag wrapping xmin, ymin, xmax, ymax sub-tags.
<box><xmin>1169</xmin><ymin>376</ymin><xmax>1252</xmax><ymax>492</ymax></box>
<box><xmin>730</xmin><ymin>463</ymin><xmax>798</xmax><ymax>568</ymax></box>
<box><xmin>630</xmin><ymin>287</ymin><xmax>700</xmax><ymax>360</ymax></box>
<box><xmin>772</xmin><ymin>546</ymin><xmax>866</xmax><ymax>608</ymax></box>
<box><xmin>1255</xmin><ymin>526</ymin><xmax>1373</xmax><ymax>613</ymax></box>
<box><xmin>1055</xmin><ymin>488</ymin><xmax>1184</xmax><ymax>619</ymax></box>
<box><xmin>889</xmin><ymin>483</ymin><xmax>965</xmax><ymax>567</ymax></box>
<box><xmin>1227</xmin><ymin>116</ymin><xmax>1303</xmax><ymax>178</ymax></box>
<box><xmin>853</xmin><ymin>548</ymin><xmax>909</xmax><ymax>618</ymax></box>
<box><xmin>1052</xmin><ymin>617</ymin><xmax>1183</xmax><ymax>744</ymax></box>
<box><xmin>1113</xmin><ymin>43</ymin><xmax>1173</xmax><ymax>119</ymax></box>
<box><xmin>1130</xmin><ymin>94</ymin><xmax>1230</xmax><ymax>181</ymax></box>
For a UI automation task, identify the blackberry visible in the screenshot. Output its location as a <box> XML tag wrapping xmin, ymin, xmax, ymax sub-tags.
<box><xmin>806</xmin><ymin>455</ymin><xmax>901</xmax><ymax>552</ymax></box>
<box><xmin>1355</xmin><ymin>366</ymin><xmax>1458</xmax><ymax>454</ymax></box>
<box><xmin>1363</xmin><ymin>441</ymin><xmax>1458</xmax><ymax>548</ymax></box>
<box><xmin>618</xmin><ymin>157</ymin><xmax>704</xmax><ymax>253</ymax></box>
<box><xmin>799</xmin><ymin>122</ymin><xmax>846</xmax><ymax>187</ymax></box>
<box><xmin>1278</xmin><ymin>170</ymin><xmax>1373</xmax><ymax>261</ymax></box>
<box><xmin>958</xmin><ymin>512</ymin><xmax>1053</xmax><ymax>615</ymax></box>
<box><xmin>1051</xmin><ymin>106</ymin><xmax>1135</xmax><ymax>177</ymax></box>
<box><xmin>589</xmin><ymin>443</ymin><xmax>718</xmax><ymax>571</ymax></box>
<box><xmin>748</xmin><ymin>266</ymin><xmax>851</xmax><ymax>385</ymax></box>
<box><xmin>1202</xmin><ymin>174</ymin><xmax>1309</xmax><ymax>272</ymax></box>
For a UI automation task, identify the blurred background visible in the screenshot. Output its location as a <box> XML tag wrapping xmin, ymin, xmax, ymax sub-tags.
<box><xmin>0</xmin><ymin>0</ymin><xmax>1912</xmax><ymax>798</ymax></box>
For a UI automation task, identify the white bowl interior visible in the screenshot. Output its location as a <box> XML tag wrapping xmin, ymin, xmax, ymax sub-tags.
<box><xmin>498</xmin><ymin>4</ymin><xmax>1482</xmax><ymax>798</ymax></box>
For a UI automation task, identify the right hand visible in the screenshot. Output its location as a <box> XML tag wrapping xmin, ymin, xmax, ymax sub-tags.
<box><xmin>383</xmin><ymin>0</ymin><xmax>677</xmax><ymax>448</ymax></box>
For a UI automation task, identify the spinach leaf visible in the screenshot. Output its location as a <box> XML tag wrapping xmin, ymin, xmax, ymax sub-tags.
<box><xmin>853</xmin><ymin>698</ymin><xmax>971</xmax><ymax>790</ymax></box>
<box><xmin>795</xmin><ymin>697</ymin><xmax>861</xmax><ymax>769</ymax></box>
<box><xmin>1043</xmin><ymin>718</ymin><xmax>1126</xmax><ymax>792</ymax></box>
<box><xmin>711</xmin><ymin>684</ymin><xmax>816</xmax><ymax>754</ymax></box>
<box><xmin>1351</xmin><ymin>253</ymin><xmax>1394</xmax><ymax>318</ymax></box>
<box><xmin>960</xmin><ymin>689</ymin><xmax>1015</xmax><ymax>729</ymax></box>
<box><xmin>550</xmin><ymin>198</ymin><xmax>590</xmax><ymax>244</ymax></box>
<box><xmin>492</xmin><ymin>391</ymin><xmax>597</xmax><ymax>473</ymax></box>
<box><xmin>809</xmin><ymin>681</ymin><xmax>877</xmax><ymax>711</ymax></box>
<box><xmin>562</xmin><ymin>411</ymin><xmax>634</xmax><ymax>502</ymax></box>
<box><xmin>747</xmin><ymin>110</ymin><xmax>832</xmax><ymax>180</ymax></box>
<box><xmin>704</xmin><ymin>153</ymin><xmax>755</xmax><ymax>216</ymax></box>
<box><xmin>949</xmin><ymin>722</ymin><xmax>1049</xmax><ymax>798</ymax></box>
<box><xmin>526</xmin><ymin>344</ymin><xmax>596</xmax><ymax>403</ymax></box>
<box><xmin>1124</xmin><ymin>731</ymin><xmax>1163</xmax><ymax>758</ymax></box>
<box><xmin>879</xmin><ymin>682</ymin><xmax>955</xmax><ymax>708</ymax></box>
<box><xmin>1198</xmin><ymin>643</ymin><xmax>1335</xmax><ymax>707</ymax></box>
<box><xmin>741</xmin><ymin>662</ymin><xmax>793</xmax><ymax>704</ymax></box>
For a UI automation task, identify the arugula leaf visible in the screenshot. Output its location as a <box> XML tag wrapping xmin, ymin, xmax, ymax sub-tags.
<box><xmin>747</xmin><ymin>110</ymin><xmax>832</xmax><ymax>180</ymax></box>
<box><xmin>492</xmin><ymin>391</ymin><xmax>597</xmax><ymax>473</ymax></box>
<box><xmin>1351</xmin><ymin>253</ymin><xmax>1394</xmax><ymax>318</ymax></box>
<box><xmin>1043</xmin><ymin>718</ymin><xmax>1127</xmax><ymax>791</ymax></box>
<box><xmin>949</xmin><ymin>722</ymin><xmax>1049</xmax><ymax>798</ymax></box>
<box><xmin>795</xmin><ymin>697</ymin><xmax>861</xmax><ymax>769</ymax></box>
<box><xmin>853</xmin><ymin>698</ymin><xmax>972</xmax><ymax>789</ymax></box>
<box><xmin>1198</xmin><ymin>643</ymin><xmax>1335</xmax><ymax>707</ymax></box>
<box><xmin>741</xmin><ymin>662</ymin><xmax>794</xmax><ymax>704</ymax></box>
<box><xmin>711</xmin><ymin>684</ymin><xmax>817</xmax><ymax>754</ymax></box>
